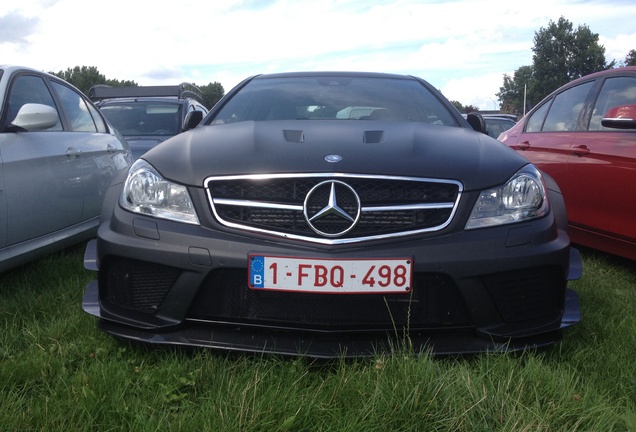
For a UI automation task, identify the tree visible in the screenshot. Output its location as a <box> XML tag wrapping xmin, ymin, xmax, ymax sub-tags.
<box><xmin>497</xmin><ymin>66</ymin><xmax>534</xmax><ymax>114</ymax></box>
<box><xmin>625</xmin><ymin>49</ymin><xmax>636</xmax><ymax>66</ymax></box>
<box><xmin>449</xmin><ymin>100</ymin><xmax>463</xmax><ymax>112</ymax></box>
<box><xmin>449</xmin><ymin>100</ymin><xmax>478</xmax><ymax>114</ymax></box>
<box><xmin>52</xmin><ymin>66</ymin><xmax>104</xmax><ymax>94</ymax></box>
<box><xmin>52</xmin><ymin>66</ymin><xmax>137</xmax><ymax>95</ymax></box>
<box><xmin>531</xmin><ymin>17</ymin><xmax>611</xmax><ymax>101</ymax></box>
<box><xmin>497</xmin><ymin>17</ymin><xmax>613</xmax><ymax>115</ymax></box>
<box><xmin>197</xmin><ymin>82</ymin><xmax>225</xmax><ymax>109</ymax></box>
<box><xmin>52</xmin><ymin>66</ymin><xmax>224</xmax><ymax>107</ymax></box>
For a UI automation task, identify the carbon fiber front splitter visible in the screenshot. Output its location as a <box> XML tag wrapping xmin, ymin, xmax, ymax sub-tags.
<box><xmin>83</xmin><ymin>280</ymin><xmax>579</xmax><ymax>359</ymax></box>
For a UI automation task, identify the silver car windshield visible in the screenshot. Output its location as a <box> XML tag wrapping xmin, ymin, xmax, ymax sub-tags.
<box><xmin>211</xmin><ymin>76</ymin><xmax>459</xmax><ymax>126</ymax></box>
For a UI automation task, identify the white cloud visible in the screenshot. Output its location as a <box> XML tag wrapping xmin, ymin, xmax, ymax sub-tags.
<box><xmin>601</xmin><ymin>33</ymin><xmax>636</xmax><ymax>64</ymax></box>
<box><xmin>441</xmin><ymin>73</ymin><xmax>507</xmax><ymax>110</ymax></box>
<box><xmin>2</xmin><ymin>0</ymin><xmax>635</xmax><ymax>109</ymax></box>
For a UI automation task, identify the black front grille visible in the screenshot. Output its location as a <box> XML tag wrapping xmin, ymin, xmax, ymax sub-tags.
<box><xmin>100</xmin><ymin>257</ymin><xmax>180</xmax><ymax>315</ymax></box>
<box><xmin>187</xmin><ymin>269</ymin><xmax>471</xmax><ymax>330</ymax></box>
<box><xmin>205</xmin><ymin>174</ymin><xmax>461</xmax><ymax>243</ymax></box>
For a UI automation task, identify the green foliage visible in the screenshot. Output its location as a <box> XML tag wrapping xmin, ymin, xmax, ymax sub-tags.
<box><xmin>105</xmin><ymin>78</ymin><xmax>139</xmax><ymax>88</ymax></box>
<box><xmin>531</xmin><ymin>17</ymin><xmax>611</xmax><ymax>101</ymax></box>
<box><xmin>51</xmin><ymin>66</ymin><xmax>227</xmax><ymax>107</ymax></box>
<box><xmin>450</xmin><ymin>100</ymin><xmax>463</xmax><ymax>112</ymax></box>
<box><xmin>197</xmin><ymin>81</ymin><xmax>225</xmax><ymax>109</ymax></box>
<box><xmin>497</xmin><ymin>17</ymin><xmax>616</xmax><ymax>115</ymax></box>
<box><xmin>0</xmin><ymin>245</ymin><xmax>635</xmax><ymax>430</ymax></box>
<box><xmin>624</xmin><ymin>49</ymin><xmax>636</xmax><ymax>67</ymax></box>
<box><xmin>52</xmin><ymin>66</ymin><xmax>105</xmax><ymax>94</ymax></box>
<box><xmin>450</xmin><ymin>100</ymin><xmax>478</xmax><ymax>114</ymax></box>
<box><xmin>51</xmin><ymin>66</ymin><xmax>138</xmax><ymax>95</ymax></box>
<box><xmin>498</xmin><ymin>66</ymin><xmax>534</xmax><ymax>114</ymax></box>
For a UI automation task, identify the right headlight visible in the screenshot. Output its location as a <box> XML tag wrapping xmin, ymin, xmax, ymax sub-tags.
<box><xmin>120</xmin><ymin>159</ymin><xmax>200</xmax><ymax>225</ymax></box>
<box><xmin>466</xmin><ymin>165</ymin><xmax>549</xmax><ymax>229</ymax></box>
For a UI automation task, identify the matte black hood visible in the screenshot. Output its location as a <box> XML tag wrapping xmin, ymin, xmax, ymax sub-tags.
<box><xmin>143</xmin><ymin>120</ymin><xmax>529</xmax><ymax>191</ymax></box>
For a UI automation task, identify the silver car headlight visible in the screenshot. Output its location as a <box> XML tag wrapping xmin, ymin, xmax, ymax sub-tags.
<box><xmin>466</xmin><ymin>165</ymin><xmax>548</xmax><ymax>229</ymax></box>
<box><xmin>120</xmin><ymin>159</ymin><xmax>199</xmax><ymax>225</ymax></box>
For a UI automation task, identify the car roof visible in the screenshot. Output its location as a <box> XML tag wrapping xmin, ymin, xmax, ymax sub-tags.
<box><xmin>556</xmin><ymin>66</ymin><xmax>636</xmax><ymax>89</ymax></box>
<box><xmin>481</xmin><ymin>114</ymin><xmax>517</xmax><ymax>121</ymax></box>
<box><xmin>0</xmin><ymin>64</ymin><xmax>65</xmax><ymax>80</ymax></box>
<box><xmin>250</xmin><ymin>71</ymin><xmax>417</xmax><ymax>81</ymax></box>
<box><xmin>0</xmin><ymin>65</ymin><xmax>93</xmax><ymax>98</ymax></box>
<box><xmin>95</xmin><ymin>96</ymin><xmax>186</xmax><ymax>104</ymax></box>
<box><xmin>520</xmin><ymin>66</ymin><xmax>636</xmax><ymax>120</ymax></box>
<box><xmin>461</xmin><ymin>113</ymin><xmax>517</xmax><ymax>121</ymax></box>
<box><xmin>1</xmin><ymin>64</ymin><xmax>46</xmax><ymax>74</ymax></box>
<box><xmin>89</xmin><ymin>83</ymin><xmax>204</xmax><ymax>104</ymax></box>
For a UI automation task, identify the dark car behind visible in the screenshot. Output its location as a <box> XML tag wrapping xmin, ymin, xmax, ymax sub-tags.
<box><xmin>89</xmin><ymin>84</ymin><xmax>208</xmax><ymax>160</ymax></box>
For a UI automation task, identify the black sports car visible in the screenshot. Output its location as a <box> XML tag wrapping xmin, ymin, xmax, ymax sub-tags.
<box><xmin>82</xmin><ymin>72</ymin><xmax>581</xmax><ymax>358</ymax></box>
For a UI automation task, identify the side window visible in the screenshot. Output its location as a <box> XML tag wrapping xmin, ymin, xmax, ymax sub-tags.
<box><xmin>5</xmin><ymin>74</ymin><xmax>62</xmax><ymax>130</ymax></box>
<box><xmin>589</xmin><ymin>76</ymin><xmax>636</xmax><ymax>131</ymax></box>
<box><xmin>526</xmin><ymin>101</ymin><xmax>551</xmax><ymax>132</ymax></box>
<box><xmin>86</xmin><ymin>102</ymin><xmax>107</xmax><ymax>133</ymax></box>
<box><xmin>51</xmin><ymin>82</ymin><xmax>97</xmax><ymax>132</ymax></box>
<box><xmin>542</xmin><ymin>81</ymin><xmax>594</xmax><ymax>132</ymax></box>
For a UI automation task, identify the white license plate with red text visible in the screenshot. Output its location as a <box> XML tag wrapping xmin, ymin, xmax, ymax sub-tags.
<box><xmin>248</xmin><ymin>255</ymin><xmax>412</xmax><ymax>294</ymax></box>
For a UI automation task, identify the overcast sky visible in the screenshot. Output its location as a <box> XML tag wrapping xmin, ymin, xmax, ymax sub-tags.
<box><xmin>2</xmin><ymin>0</ymin><xmax>636</xmax><ymax>110</ymax></box>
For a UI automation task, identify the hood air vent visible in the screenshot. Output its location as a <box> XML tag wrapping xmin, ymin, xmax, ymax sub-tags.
<box><xmin>283</xmin><ymin>129</ymin><xmax>385</xmax><ymax>144</ymax></box>
<box><xmin>364</xmin><ymin>130</ymin><xmax>384</xmax><ymax>143</ymax></box>
<box><xmin>283</xmin><ymin>130</ymin><xmax>305</xmax><ymax>143</ymax></box>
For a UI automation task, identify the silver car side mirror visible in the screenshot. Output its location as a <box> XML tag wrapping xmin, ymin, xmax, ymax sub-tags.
<box><xmin>11</xmin><ymin>103</ymin><xmax>59</xmax><ymax>131</ymax></box>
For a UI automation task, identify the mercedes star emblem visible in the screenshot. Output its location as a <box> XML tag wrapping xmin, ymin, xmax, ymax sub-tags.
<box><xmin>304</xmin><ymin>180</ymin><xmax>361</xmax><ymax>237</ymax></box>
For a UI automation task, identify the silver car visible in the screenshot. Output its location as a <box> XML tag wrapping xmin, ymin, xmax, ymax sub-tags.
<box><xmin>0</xmin><ymin>65</ymin><xmax>132</xmax><ymax>272</ymax></box>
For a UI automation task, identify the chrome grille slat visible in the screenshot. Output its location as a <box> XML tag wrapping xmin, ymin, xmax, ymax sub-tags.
<box><xmin>205</xmin><ymin>173</ymin><xmax>462</xmax><ymax>244</ymax></box>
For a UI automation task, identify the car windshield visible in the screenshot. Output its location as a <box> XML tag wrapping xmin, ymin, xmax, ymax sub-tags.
<box><xmin>100</xmin><ymin>101</ymin><xmax>181</xmax><ymax>136</ymax></box>
<box><xmin>484</xmin><ymin>118</ymin><xmax>516</xmax><ymax>138</ymax></box>
<box><xmin>210</xmin><ymin>76</ymin><xmax>459</xmax><ymax>126</ymax></box>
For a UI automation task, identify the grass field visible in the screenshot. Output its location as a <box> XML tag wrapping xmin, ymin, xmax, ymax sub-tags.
<box><xmin>0</xmin><ymin>244</ymin><xmax>634</xmax><ymax>431</ymax></box>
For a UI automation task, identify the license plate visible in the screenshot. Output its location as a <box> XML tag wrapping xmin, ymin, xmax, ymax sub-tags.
<box><xmin>248</xmin><ymin>255</ymin><xmax>412</xmax><ymax>294</ymax></box>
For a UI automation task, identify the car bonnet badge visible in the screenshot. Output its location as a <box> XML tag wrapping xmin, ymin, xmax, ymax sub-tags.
<box><xmin>324</xmin><ymin>154</ymin><xmax>342</xmax><ymax>163</ymax></box>
<box><xmin>304</xmin><ymin>180</ymin><xmax>361</xmax><ymax>237</ymax></box>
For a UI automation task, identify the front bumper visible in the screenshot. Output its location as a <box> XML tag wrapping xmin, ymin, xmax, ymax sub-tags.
<box><xmin>82</xmin><ymin>196</ymin><xmax>581</xmax><ymax>358</ymax></box>
<box><xmin>83</xmin><ymin>276</ymin><xmax>579</xmax><ymax>358</ymax></box>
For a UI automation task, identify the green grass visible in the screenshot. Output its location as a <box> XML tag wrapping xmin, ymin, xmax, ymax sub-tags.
<box><xmin>1</xmin><ymin>244</ymin><xmax>634</xmax><ymax>431</ymax></box>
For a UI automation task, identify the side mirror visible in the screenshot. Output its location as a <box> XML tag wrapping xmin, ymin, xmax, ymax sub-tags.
<box><xmin>10</xmin><ymin>103</ymin><xmax>59</xmax><ymax>131</ymax></box>
<box><xmin>183</xmin><ymin>111</ymin><xmax>204</xmax><ymax>131</ymax></box>
<box><xmin>601</xmin><ymin>105</ymin><xmax>636</xmax><ymax>129</ymax></box>
<box><xmin>466</xmin><ymin>112</ymin><xmax>487</xmax><ymax>134</ymax></box>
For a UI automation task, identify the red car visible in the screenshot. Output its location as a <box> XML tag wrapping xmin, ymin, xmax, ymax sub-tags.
<box><xmin>499</xmin><ymin>66</ymin><xmax>636</xmax><ymax>260</ymax></box>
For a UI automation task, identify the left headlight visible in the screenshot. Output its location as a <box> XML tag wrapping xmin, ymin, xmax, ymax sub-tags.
<box><xmin>466</xmin><ymin>164</ymin><xmax>548</xmax><ymax>229</ymax></box>
<box><xmin>120</xmin><ymin>159</ymin><xmax>200</xmax><ymax>225</ymax></box>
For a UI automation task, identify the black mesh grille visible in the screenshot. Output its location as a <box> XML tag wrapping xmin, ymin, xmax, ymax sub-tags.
<box><xmin>206</xmin><ymin>175</ymin><xmax>460</xmax><ymax>241</ymax></box>
<box><xmin>208</xmin><ymin>178</ymin><xmax>457</xmax><ymax>203</ymax></box>
<box><xmin>100</xmin><ymin>257</ymin><xmax>180</xmax><ymax>315</ymax></box>
<box><xmin>483</xmin><ymin>266</ymin><xmax>565</xmax><ymax>322</ymax></box>
<box><xmin>187</xmin><ymin>269</ymin><xmax>471</xmax><ymax>330</ymax></box>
